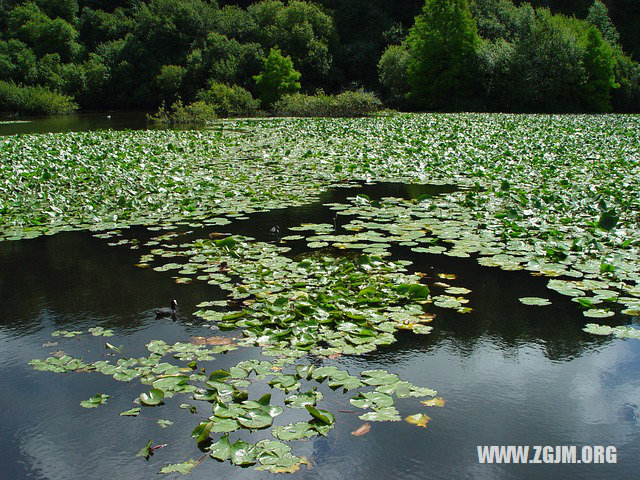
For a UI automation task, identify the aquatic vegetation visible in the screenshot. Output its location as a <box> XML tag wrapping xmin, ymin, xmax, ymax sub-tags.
<box><xmin>140</xmin><ymin>235</ymin><xmax>437</xmax><ymax>355</ymax></box>
<box><xmin>80</xmin><ymin>393</ymin><xmax>110</xmax><ymax>408</ymax></box>
<box><xmin>30</xmin><ymin>328</ymin><xmax>439</xmax><ymax>475</ymax></box>
<box><xmin>519</xmin><ymin>297</ymin><xmax>552</xmax><ymax>306</ymax></box>
<box><xmin>583</xmin><ymin>323</ymin><xmax>640</xmax><ymax>339</ymax></box>
<box><xmin>15</xmin><ymin>113</ymin><xmax>640</xmax><ymax>475</ymax></box>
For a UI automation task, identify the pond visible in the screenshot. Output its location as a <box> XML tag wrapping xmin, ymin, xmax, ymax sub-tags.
<box><xmin>2</xmin><ymin>180</ymin><xmax>638</xmax><ymax>480</ymax></box>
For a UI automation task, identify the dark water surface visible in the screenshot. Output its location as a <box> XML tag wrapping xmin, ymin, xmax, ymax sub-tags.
<box><xmin>0</xmin><ymin>112</ymin><xmax>149</xmax><ymax>135</ymax></box>
<box><xmin>1</xmin><ymin>183</ymin><xmax>639</xmax><ymax>480</ymax></box>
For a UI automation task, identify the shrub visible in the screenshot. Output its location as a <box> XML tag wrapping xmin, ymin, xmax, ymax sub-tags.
<box><xmin>196</xmin><ymin>82</ymin><xmax>260</xmax><ymax>117</ymax></box>
<box><xmin>147</xmin><ymin>99</ymin><xmax>216</xmax><ymax>126</ymax></box>
<box><xmin>0</xmin><ymin>80</ymin><xmax>77</xmax><ymax>114</ymax></box>
<box><xmin>332</xmin><ymin>91</ymin><xmax>383</xmax><ymax>116</ymax></box>
<box><xmin>272</xmin><ymin>91</ymin><xmax>382</xmax><ymax>117</ymax></box>
<box><xmin>378</xmin><ymin>44</ymin><xmax>410</xmax><ymax>108</ymax></box>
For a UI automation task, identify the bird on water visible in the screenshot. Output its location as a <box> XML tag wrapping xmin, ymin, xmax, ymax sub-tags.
<box><xmin>156</xmin><ymin>300</ymin><xmax>178</xmax><ymax>318</ymax></box>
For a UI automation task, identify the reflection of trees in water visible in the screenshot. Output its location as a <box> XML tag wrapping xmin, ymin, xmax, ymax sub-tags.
<box><xmin>366</xmin><ymin>245</ymin><xmax>614</xmax><ymax>363</ymax></box>
<box><xmin>0</xmin><ymin>232</ymin><xmax>220</xmax><ymax>333</ymax></box>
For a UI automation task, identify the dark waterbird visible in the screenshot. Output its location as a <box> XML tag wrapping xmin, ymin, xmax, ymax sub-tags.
<box><xmin>156</xmin><ymin>300</ymin><xmax>178</xmax><ymax>318</ymax></box>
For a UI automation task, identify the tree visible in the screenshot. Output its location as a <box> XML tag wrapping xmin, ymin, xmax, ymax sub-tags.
<box><xmin>253</xmin><ymin>47</ymin><xmax>301</xmax><ymax>108</ymax></box>
<box><xmin>508</xmin><ymin>8</ymin><xmax>585</xmax><ymax>112</ymax></box>
<box><xmin>196</xmin><ymin>82</ymin><xmax>260</xmax><ymax>116</ymax></box>
<box><xmin>586</xmin><ymin>0</ymin><xmax>619</xmax><ymax>46</ymax></box>
<box><xmin>378</xmin><ymin>44</ymin><xmax>410</xmax><ymax>108</ymax></box>
<box><xmin>583</xmin><ymin>26</ymin><xmax>616</xmax><ymax>112</ymax></box>
<box><xmin>247</xmin><ymin>1</ymin><xmax>336</xmax><ymax>90</ymax></box>
<box><xmin>35</xmin><ymin>0</ymin><xmax>78</xmax><ymax>22</ymax></box>
<box><xmin>187</xmin><ymin>32</ymin><xmax>264</xmax><ymax>93</ymax></box>
<box><xmin>156</xmin><ymin>65</ymin><xmax>187</xmax><ymax>102</ymax></box>
<box><xmin>7</xmin><ymin>2</ymin><xmax>79</xmax><ymax>62</ymax></box>
<box><xmin>0</xmin><ymin>39</ymin><xmax>37</xmax><ymax>83</ymax></box>
<box><xmin>406</xmin><ymin>0</ymin><xmax>479</xmax><ymax>110</ymax></box>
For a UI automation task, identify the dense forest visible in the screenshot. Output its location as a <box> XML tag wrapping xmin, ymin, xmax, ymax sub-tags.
<box><xmin>1</xmin><ymin>0</ymin><xmax>639</xmax><ymax>114</ymax></box>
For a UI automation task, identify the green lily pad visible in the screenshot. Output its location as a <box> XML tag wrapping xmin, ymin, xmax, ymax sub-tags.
<box><xmin>583</xmin><ymin>309</ymin><xmax>615</xmax><ymax>318</ymax></box>
<box><xmin>272</xmin><ymin>422</ymin><xmax>317</xmax><ymax>441</ymax></box>
<box><xmin>120</xmin><ymin>407</ymin><xmax>141</xmax><ymax>416</ymax></box>
<box><xmin>139</xmin><ymin>388</ymin><xmax>165</xmax><ymax>406</ymax></box>
<box><xmin>305</xmin><ymin>405</ymin><xmax>335</xmax><ymax>425</ymax></box>
<box><xmin>209</xmin><ymin>435</ymin><xmax>232</xmax><ymax>461</ymax></box>
<box><xmin>358</xmin><ymin>406</ymin><xmax>401</xmax><ymax>422</ymax></box>
<box><xmin>159</xmin><ymin>459</ymin><xmax>199</xmax><ymax>474</ymax></box>
<box><xmin>519</xmin><ymin>297</ymin><xmax>552</xmax><ymax>306</ymax></box>
<box><xmin>80</xmin><ymin>393</ymin><xmax>110</xmax><ymax>408</ymax></box>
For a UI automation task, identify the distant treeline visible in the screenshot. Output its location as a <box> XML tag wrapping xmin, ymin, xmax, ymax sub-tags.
<box><xmin>0</xmin><ymin>0</ymin><xmax>638</xmax><ymax>114</ymax></box>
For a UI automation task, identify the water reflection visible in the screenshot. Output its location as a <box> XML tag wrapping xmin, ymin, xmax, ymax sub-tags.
<box><xmin>1</xmin><ymin>182</ymin><xmax>638</xmax><ymax>480</ymax></box>
<box><xmin>0</xmin><ymin>112</ymin><xmax>148</xmax><ymax>136</ymax></box>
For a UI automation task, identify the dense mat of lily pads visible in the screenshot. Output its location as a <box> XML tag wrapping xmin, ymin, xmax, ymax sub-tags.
<box><xmin>3</xmin><ymin>114</ymin><xmax>640</xmax><ymax>326</ymax></box>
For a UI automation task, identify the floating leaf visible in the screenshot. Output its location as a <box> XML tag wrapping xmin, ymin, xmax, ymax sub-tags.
<box><xmin>139</xmin><ymin>388</ymin><xmax>165</xmax><ymax>406</ymax></box>
<box><xmin>230</xmin><ymin>439</ymin><xmax>257</xmax><ymax>466</ymax></box>
<box><xmin>209</xmin><ymin>435</ymin><xmax>233</xmax><ymax>461</ymax></box>
<box><xmin>159</xmin><ymin>459</ymin><xmax>199</xmax><ymax>474</ymax></box>
<box><xmin>285</xmin><ymin>390</ymin><xmax>323</xmax><ymax>409</ymax></box>
<box><xmin>519</xmin><ymin>297</ymin><xmax>552</xmax><ymax>306</ymax></box>
<box><xmin>80</xmin><ymin>393</ymin><xmax>110</xmax><ymax>408</ymax></box>
<box><xmin>405</xmin><ymin>413</ymin><xmax>431</xmax><ymax>428</ymax></box>
<box><xmin>350</xmin><ymin>392</ymin><xmax>394</xmax><ymax>409</ymax></box>
<box><xmin>179</xmin><ymin>403</ymin><xmax>197</xmax><ymax>414</ymax></box>
<box><xmin>272</xmin><ymin>422</ymin><xmax>316</xmax><ymax>441</ymax></box>
<box><xmin>120</xmin><ymin>407</ymin><xmax>141</xmax><ymax>416</ymax></box>
<box><xmin>88</xmin><ymin>327</ymin><xmax>114</xmax><ymax>337</ymax></box>
<box><xmin>305</xmin><ymin>405</ymin><xmax>335</xmax><ymax>425</ymax></box>
<box><xmin>52</xmin><ymin>330</ymin><xmax>83</xmax><ymax>338</ymax></box>
<box><xmin>351</xmin><ymin>423</ymin><xmax>371</xmax><ymax>436</ymax></box>
<box><xmin>136</xmin><ymin>440</ymin><xmax>152</xmax><ymax>459</ymax></box>
<box><xmin>421</xmin><ymin>397</ymin><xmax>446</xmax><ymax>407</ymax></box>
<box><xmin>237</xmin><ymin>409</ymin><xmax>274</xmax><ymax>430</ymax></box>
<box><xmin>358</xmin><ymin>406</ymin><xmax>401</xmax><ymax>422</ymax></box>
<box><xmin>583</xmin><ymin>309</ymin><xmax>615</xmax><ymax>318</ymax></box>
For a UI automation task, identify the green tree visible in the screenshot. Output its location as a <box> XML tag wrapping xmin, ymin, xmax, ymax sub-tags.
<box><xmin>583</xmin><ymin>26</ymin><xmax>617</xmax><ymax>112</ymax></box>
<box><xmin>377</xmin><ymin>44</ymin><xmax>410</xmax><ymax>108</ymax></box>
<box><xmin>248</xmin><ymin>1</ymin><xmax>336</xmax><ymax>90</ymax></box>
<box><xmin>509</xmin><ymin>8</ymin><xmax>585</xmax><ymax>112</ymax></box>
<box><xmin>0</xmin><ymin>39</ymin><xmax>37</xmax><ymax>83</ymax></box>
<box><xmin>7</xmin><ymin>2</ymin><xmax>79</xmax><ymax>62</ymax></box>
<box><xmin>586</xmin><ymin>0</ymin><xmax>619</xmax><ymax>46</ymax></box>
<box><xmin>406</xmin><ymin>0</ymin><xmax>479</xmax><ymax>110</ymax></box>
<box><xmin>156</xmin><ymin>64</ymin><xmax>187</xmax><ymax>102</ymax></box>
<box><xmin>253</xmin><ymin>47</ymin><xmax>301</xmax><ymax>108</ymax></box>
<box><xmin>35</xmin><ymin>0</ymin><xmax>78</xmax><ymax>22</ymax></box>
<box><xmin>611</xmin><ymin>54</ymin><xmax>640</xmax><ymax>112</ymax></box>
<box><xmin>187</xmin><ymin>32</ymin><xmax>264</xmax><ymax>93</ymax></box>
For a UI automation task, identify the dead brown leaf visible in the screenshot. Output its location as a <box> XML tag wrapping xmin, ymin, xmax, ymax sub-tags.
<box><xmin>351</xmin><ymin>423</ymin><xmax>371</xmax><ymax>436</ymax></box>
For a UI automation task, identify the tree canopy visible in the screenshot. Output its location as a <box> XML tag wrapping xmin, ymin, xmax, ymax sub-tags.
<box><xmin>0</xmin><ymin>0</ymin><xmax>638</xmax><ymax>113</ymax></box>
